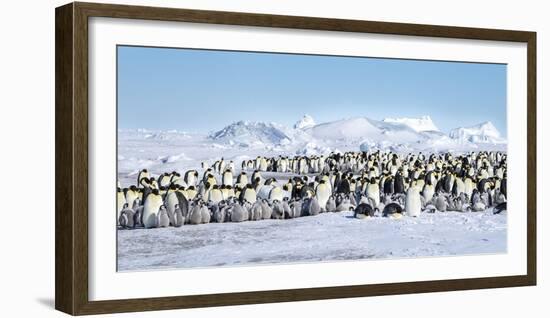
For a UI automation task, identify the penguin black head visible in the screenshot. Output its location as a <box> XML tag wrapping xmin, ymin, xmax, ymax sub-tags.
<box><xmin>188</xmin><ymin>185</ymin><xmax>196</xmax><ymax>190</ymax></box>
<box><xmin>142</xmin><ymin>169</ymin><xmax>148</xmax><ymax>173</ymax></box>
<box><xmin>129</xmin><ymin>185</ymin><xmax>137</xmax><ymax>191</ymax></box>
<box><xmin>169</xmin><ymin>184</ymin><xmax>177</xmax><ymax>190</ymax></box>
<box><xmin>152</xmin><ymin>188</ymin><xmax>160</xmax><ymax>195</ymax></box>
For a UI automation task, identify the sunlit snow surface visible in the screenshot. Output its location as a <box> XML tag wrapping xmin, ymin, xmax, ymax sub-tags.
<box><xmin>118</xmin><ymin>210</ymin><xmax>506</xmax><ymax>271</ymax></box>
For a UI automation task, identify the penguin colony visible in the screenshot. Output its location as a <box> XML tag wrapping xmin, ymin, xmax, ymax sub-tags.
<box><xmin>117</xmin><ymin>151</ymin><xmax>507</xmax><ymax>229</ymax></box>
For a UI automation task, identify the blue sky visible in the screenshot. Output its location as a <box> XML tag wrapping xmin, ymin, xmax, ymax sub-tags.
<box><xmin>118</xmin><ymin>46</ymin><xmax>507</xmax><ymax>136</ymax></box>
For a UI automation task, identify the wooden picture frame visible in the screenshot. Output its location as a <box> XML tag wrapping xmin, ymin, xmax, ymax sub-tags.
<box><xmin>55</xmin><ymin>1</ymin><xmax>537</xmax><ymax>315</ymax></box>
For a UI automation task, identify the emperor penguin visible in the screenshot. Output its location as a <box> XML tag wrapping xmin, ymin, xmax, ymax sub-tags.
<box><xmin>282</xmin><ymin>198</ymin><xmax>292</xmax><ymax>218</ymax></box>
<box><xmin>231</xmin><ymin>202</ymin><xmax>248</xmax><ymax>222</ymax></box>
<box><xmin>268</xmin><ymin>186</ymin><xmax>284</xmax><ymax>202</ymax></box>
<box><xmin>325</xmin><ymin>195</ymin><xmax>337</xmax><ymax>212</ymax></box>
<box><xmin>164</xmin><ymin>185</ymin><xmax>179</xmax><ymax>224</ymax></box>
<box><xmin>208</xmin><ymin>185</ymin><xmax>224</xmax><ymax>204</ymax></box>
<box><xmin>118</xmin><ymin>203</ymin><xmax>135</xmax><ymax>228</ymax></box>
<box><xmin>464</xmin><ymin>176</ymin><xmax>475</xmax><ymax>198</ymax></box>
<box><xmin>308</xmin><ymin>197</ymin><xmax>321</xmax><ymax>216</ymax></box>
<box><xmin>260</xmin><ymin>199</ymin><xmax>273</xmax><ymax>219</ymax></box>
<box><xmin>188</xmin><ymin>201</ymin><xmax>203</xmax><ymax>225</ymax></box>
<box><xmin>200</xmin><ymin>203</ymin><xmax>211</xmax><ymax>224</ymax></box>
<box><xmin>173</xmin><ymin>204</ymin><xmax>184</xmax><ymax>227</ymax></box>
<box><xmin>158</xmin><ymin>172</ymin><xmax>171</xmax><ymax>188</ymax></box>
<box><xmin>259</xmin><ymin>157</ymin><xmax>268</xmax><ymax>172</ymax></box>
<box><xmin>435</xmin><ymin>194</ymin><xmax>449</xmax><ymax>212</ymax></box>
<box><xmin>204</xmin><ymin>173</ymin><xmax>217</xmax><ymax>188</ymax></box>
<box><xmin>383</xmin><ymin>202</ymin><xmax>403</xmax><ymax>219</ymax></box>
<box><xmin>493</xmin><ymin>202</ymin><xmax>507</xmax><ymax>214</ymax></box>
<box><xmin>251</xmin><ymin>170</ymin><xmax>263</xmax><ymax>186</ymax></box>
<box><xmin>142</xmin><ymin>189</ymin><xmax>163</xmax><ymax>228</ymax></box>
<box><xmin>272</xmin><ymin>200</ymin><xmax>285</xmax><ymax>219</ymax></box>
<box><xmin>211</xmin><ymin>202</ymin><xmax>225</xmax><ymax>223</ymax></box>
<box><xmin>257</xmin><ymin>184</ymin><xmax>274</xmax><ymax>200</ymax></box>
<box><xmin>394</xmin><ymin>172</ymin><xmax>405</xmax><ymax>194</ymax></box>
<box><xmin>290</xmin><ymin>199</ymin><xmax>302</xmax><ymax>218</ymax></box>
<box><xmin>366</xmin><ymin>178</ymin><xmax>380</xmax><ymax>209</ymax></box>
<box><xmin>405</xmin><ymin>186</ymin><xmax>421</xmax><ymax>217</ymax></box>
<box><xmin>250</xmin><ymin>200</ymin><xmax>263</xmax><ymax>221</ymax></box>
<box><xmin>124</xmin><ymin>185</ymin><xmax>139</xmax><ymax>208</ymax></box>
<box><xmin>157</xmin><ymin>206</ymin><xmax>170</xmax><ymax>228</ymax></box>
<box><xmin>137</xmin><ymin>169</ymin><xmax>150</xmax><ymax>187</ymax></box>
<box><xmin>315</xmin><ymin>179</ymin><xmax>331</xmax><ymax>212</ymax></box>
<box><xmin>354</xmin><ymin>203</ymin><xmax>375</xmax><ymax>219</ymax></box>
<box><xmin>240</xmin><ymin>184</ymin><xmax>257</xmax><ymax>204</ymax></box>
<box><xmin>422</xmin><ymin>181</ymin><xmax>435</xmax><ymax>204</ymax></box>
<box><xmin>117</xmin><ymin>187</ymin><xmax>127</xmax><ymax>220</ymax></box>
<box><xmin>133</xmin><ymin>204</ymin><xmax>144</xmax><ymax>228</ymax></box>
<box><xmin>222</xmin><ymin>169</ymin><xmax>234</xmax><ymax>186</ymax></box>
<box><xmin>185</xmin><ymin>186</ymin><xmax>198</xmax><ymax>200</ymax></box>
<box><xmin>336</xmin><ymin>195</ymin><xmax>354</xmax><ymax>212</ymax></box>
<box><xmin>236</xmin><ymin>172</ymin><xmax>248</xmax><ymax>186</ymax></box>
<box><xmin>184</xmin><ymin>170</ymin><xmax>199</xmax><ymax>187</ymax></box>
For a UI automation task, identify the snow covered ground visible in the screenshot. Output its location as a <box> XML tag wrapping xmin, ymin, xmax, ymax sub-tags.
<box><xmin>118</xmin><ymin>209</ymin><xmax>506</xmax><ymax>271</ymax></box>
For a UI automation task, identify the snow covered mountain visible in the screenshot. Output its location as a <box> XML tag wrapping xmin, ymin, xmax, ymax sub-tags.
<box><xmin>306</xmin><ymin>117</ymin><xmax>422</xmax><ymax>142</ymax></box>
<box><xmin>208</xmin><ymin>120</ymin><xmax>294</xmax><ymax>147</ymax></box>
<box><xmin>449</xmin><ymin>121</ymin><xmax>506</xmax><ymax>144</ymax></box>
<box><xmin>382</xmin><ymin>115</ymin><xmax>439</xmax><ymax>132</ymax></box>
<box><xmin>294</xmin><ymin>114</ymin><xmax>316</xmax><ymax>129</ymax></box>
<box><xmin>206</xmin><ymin>116</ymin><xmax>506</xmax><ymax>152</ymax></box>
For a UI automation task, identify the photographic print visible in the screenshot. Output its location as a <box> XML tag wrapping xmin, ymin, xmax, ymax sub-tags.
<box><xmin>116</xmin><ymin>46</ymin><xmax>507</xmax><ymax>272</ymax></box>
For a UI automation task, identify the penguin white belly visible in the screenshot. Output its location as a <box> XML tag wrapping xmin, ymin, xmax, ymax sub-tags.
<box><xmin>165</xmin><ymin>192</ymin><xmax>178</xmax><ymax>211</ymax></box>
<box><xmin>464</xmin><ymin>181</ymin><xmax>474</xmax><ymax>197</ymax></box>
<box><xmin>405</xmin><ymin>188</ymin><xmax>421</xmax><ymax>217</ymax></box>
<box><xmin>315</xmin><ymin>184</ymin><xmax>331</xmax><ymax>211</ymax></box>
<box><xmin>208</xmin><ymin>190</ymin><xmax>224</xmax><ymax>204</ymax></box>
<box><xmin>222</xmin><ymin>172</ymin><xmax>233</xmax><ymax>186</ymax></box>
<box><xmin>142</xmin><ymin>195</ymin><xmax>163</xmax><ymax>228</ymax></box>
<box><xmin>243</xmin><ymin>188</ymin><xmax>257</xmax><ymax>203</ymax></box>
<box><xmin>366</xmin><ymin>185</ymin><xmax>380</xmax><ymax>208</ymax></box>
<box><xmin>422</xmin><ymin>185</ymin><xmax>434</xmax><ymax>203</ymax></box>
<box><xmin>257</xmin><ymin>185</ymin><xmax>274</xmax><ymax>200</ymax></box>
<box><xmin>117</xmin><ymin>192</ymin><xmax>127</xmax><ymax>219</ymax></box>
<box><xmin>269</xmin><ymin>187</ymin><xmax>284</xmax><ymax>202</ymax></box>
<box><xmin>259</xmin><ymin>159</ymin><xmax>268</xmax><ymax>172</ymax></box>
<box><xmin>125</xmin><ymin>191</ymin><xmax>138</xmax><ymax>208</ymax></box>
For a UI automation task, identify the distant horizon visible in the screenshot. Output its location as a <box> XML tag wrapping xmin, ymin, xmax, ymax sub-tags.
<box><xmin>118</xmin><ymin>114</ymin><xmax>501</xmax><ymax>137</ymax></box>
<box><xmin>118</xmin><ymin>46</ymin><xmax>507</xmax><ymax>137</ymax></box>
